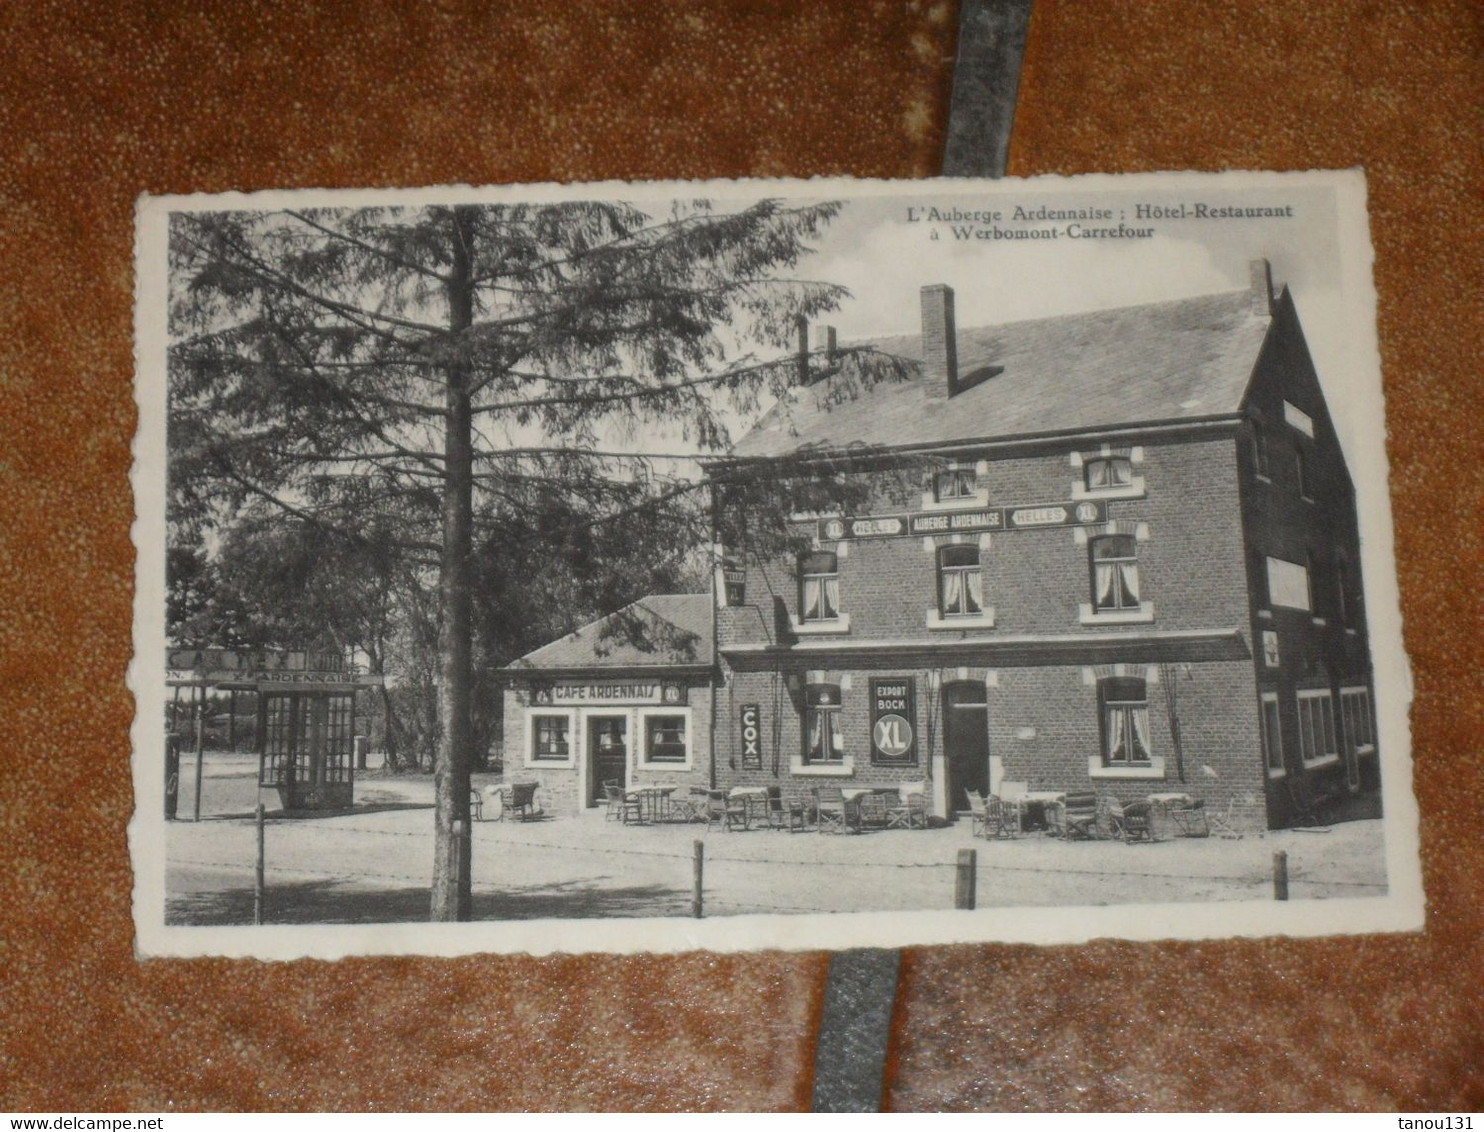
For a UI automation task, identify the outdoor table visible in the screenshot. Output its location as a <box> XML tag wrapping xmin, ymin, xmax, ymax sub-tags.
<box><xmin>1147</xmin><ymin>792</ymin><xmax>1201</xmax><ymax>837</ymax></box>
<box><xmin>633</xmin><ymin>784</ymin><xmax>676</xmax><ymax>823</ymax></box>
<box><xmin>728</xmin><ymin>786</ymin><xmax>769</xmax><ymax>824</ymax></box>
<box><xmin>1014</xmin><ymin>790</ymin><xmax>1066</xmax><ymax>833</ymax></box>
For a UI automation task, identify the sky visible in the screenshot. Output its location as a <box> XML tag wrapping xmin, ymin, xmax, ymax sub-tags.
<box><xmin>606</xmin><ymin>175</ymin><xmax>1377</xmax><ymax>471</ymax></box>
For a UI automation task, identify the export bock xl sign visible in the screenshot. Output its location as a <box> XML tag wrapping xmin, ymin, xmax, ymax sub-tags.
<box><xmin>819</xmin><ymin>499</ymin><xmax>1106</xmax><ymax>541</ymax></box>
<box><xmin>870</xmin><ymin>677</ymin><xmax>917</xmax><ymax>766</ymax></box>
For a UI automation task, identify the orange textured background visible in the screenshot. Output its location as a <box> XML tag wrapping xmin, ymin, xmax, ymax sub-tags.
<box><xmin>0</xmin><ymin>0</ymin><xmax>1478</xmax><ymax>1112</ymax></box>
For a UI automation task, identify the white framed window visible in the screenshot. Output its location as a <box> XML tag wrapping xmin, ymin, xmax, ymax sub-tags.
<box><xmin>1266</xmin><ymin>556</ymin><xmax>1311</xmax><ymax>611</ymax></box>
<box><xmin>935</xmin><ymin>468</ymin><xmax>977</xmax><ymax>502</ymax></box>
<box><xmin>1296</xmin><ymin>689</ymin><xmax>1339</xmax><ymax>767</ymax></box>
<box><xmin>637</xmin><ymin>705</ymin><xmax>693</xmax><ymax>769</ymax></box>
<box><xmin>526</xmin><ymin>709</ymin><xmax>576</xmax><ymax>767</ymax></box>
<box><xmin>1100</xmin><ymin>676</ymin><xmax>1153</xmax><ymax>767</ymax></box>
<box><xmin>1071</xmin><ymin>447</ymin><xmax>1145</xmax><ymax>500</ymax></box>
<box><xmin>1260</xmin><ymin>691</ymin><xmax>1285</xmax><ymax>776</ymax></box>
<box><xmin>1091</xmin><ymin>534</ymin><xmax>1141</xmax><ymax>612</ymax></box>
<box><xmin>1340</xmin><ymin>686</ymin><xmax>1375</xmax><ymax>755</ymax></box>
<box><xmin>938</xmin><ymin>544</ymin><xmax>983</xmax><ymax>618</ymax></box>
<box><xmin>799</xmin><ymin>550</ymin><xmax>840</xmax><ymax>622</ymax></box>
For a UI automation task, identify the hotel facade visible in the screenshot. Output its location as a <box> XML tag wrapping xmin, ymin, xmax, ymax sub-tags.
<box><xmin>504</xmin><ymin>261</ymin><xmax>1379</xmax><ymax>830</ymax></box>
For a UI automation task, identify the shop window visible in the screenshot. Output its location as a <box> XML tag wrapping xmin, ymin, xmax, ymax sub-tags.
<box><xmin>1296</xmin><ymin>689</ymin><xmax>1339</xmax><ymax>766</ymax></box>
<box><xmin>1265</xmin><ymin>556</ymin><xmax>1311</xmax><ymax>611</ymax></box>
<box><xmin>531</xmin><ymin>714</ymin><xmax>570</xmax><ymax>762</ymax></box>
<box><xmin>1090</xmin><ymin>534</ymin><xmax>1141</xmax><ymax>612</ymax></box>
<box><xmin>644</xmin><ymin>714</ymin><xmax>687</xmax><ymax>763</ymax></box>
<box><xmin>1084</xmin><ymin>455</ymin><xmax>1134</xmax><ymax>492</ymax></box>
<box><xmin>799</xmin><ymin>551</ymin><xmax>840</xmax><ymax>623</ymax></box>
<box><xmin>1261</xmin><ymin>691</ymin><xmax>1284</xmax><ymax>776</ymax></box>
<box><xmin>934</xmin><ymin>468</ymin><xmax>977</xmax><ymax>502</ymax></box>
<box><xmin>1252</xmin><ymin>419</ymin><xmax>1270</xmax><ymax>478</ymax></box>
<box><xmin>1099</xmin><ymin>676</ymin><xmax>1153</xmax><ymax>767</ymax></box>
<box><xmin>938</xmin><ymin>544</ymin><xmax>984</xmax><ymax>618</ymax></box>
<box><xmin>1340</xmin><ymin>686</ymin><xmax>1375</xmax><ymax>754</ymax></box>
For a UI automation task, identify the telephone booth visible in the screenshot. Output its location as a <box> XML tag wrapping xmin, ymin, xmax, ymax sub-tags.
<box><xmin>166</xmin><ymin>646</ymin><xmax>381</xmax><ymax>815</ymax></box>
<box><xmin>259</xmin><ymin>689</ymin><xmax>357</xmax><ymax>810</ymax></box>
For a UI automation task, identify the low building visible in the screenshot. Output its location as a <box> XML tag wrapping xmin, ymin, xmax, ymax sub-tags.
<box><xmin>500</xmin><ymin>594</ymin><xmax>715</xmax><ymax>815</ymax></box>
<box><xmin>708</xmin><ymin>261</ymin><xmax>1378</xmax><ymax>830</ymax></box>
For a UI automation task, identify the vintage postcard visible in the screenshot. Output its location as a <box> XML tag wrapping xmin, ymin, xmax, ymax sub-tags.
<box><xmin>130</xmin><ymin>169</ymin><xmax>1422</xmax><ymax>959</ymax></box>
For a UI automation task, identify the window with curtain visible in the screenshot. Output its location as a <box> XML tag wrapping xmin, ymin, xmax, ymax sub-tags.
<box><xmin>1084</xmin><ymin>455</ymin><xmax>1133</xmax><ymax>491</ymax></box>
<box><xmin>1090</xmin><ymin>534</ymin><xmax>1141</xmax><ymax>612</ymax></box>
<box><xmin>644</xmin><ymin>715</ymin><xmax>687</xmax><ymax>763</ymax></box>
<box><xmin>934</xmin><ymin>468</ymin><xmax>977</xmax><ymax>501</ymax></box>
<box><xmin>532</xmin><ymin>714</ymin><xmax>570</xmax><ymax>761</ymax></box>
<box><xmin>799</xmin><ymin>551</ymin><xmax>840</xmax><ymax>622</ymax></box>
<box><xmin>1100</xmin><ymin>676</ymin><xmax>1153</xmax><ymax>766</ymax></box>
<box><xmin>938</xmin><ymin>544</ymin><xmax>983</xmax><ymax>617</ymax></box>
<box><xmin>804</xmin><ymin>707</ymin><xmax>845</xmax><ymax>763</ymax></box>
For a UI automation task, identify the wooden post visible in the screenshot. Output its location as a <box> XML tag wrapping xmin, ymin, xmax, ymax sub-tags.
<box><xmin>1273</xmin><ymin>850</ymin><xmax>1289</xmax><ymax>901</ymax></box>
<box><xmin>692</xmin><ymin>840</ymin><xmax>705</xmax><ymax>919</ymax></box>
<box><xmin>192</xmin><ymin>684</ymin><xmax>205</xmax><ymax>822</ymax></box>
<box><xmin>955</xmin><ymin>848</ymin><xmax>977</xmax><ymax>910</ymax></box>
<box><xmin>254</xmin><ymin>801</ymin><xmax>265</xmax><ymax>925</ymax></box>
<box><xmin>451</xmin><ymin>819</ymin><xmax>467</xmax><ymax>919</ymax></box>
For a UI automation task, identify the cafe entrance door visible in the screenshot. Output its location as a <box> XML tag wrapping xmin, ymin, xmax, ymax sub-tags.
<box><xmin>588</xmin><ymin>715</ymin><xmax>628</xmax><ymax>808</ymax></box>
<box><xmin>943</xmin><ymin>681</ymin><xmax>989</xmax><ymax>816</ymax></box>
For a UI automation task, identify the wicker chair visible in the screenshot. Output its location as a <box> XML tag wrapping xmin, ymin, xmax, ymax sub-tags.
<box><xmin>967</xmin><ymin>790</ymin><xmax>990</xmax><ymax>839</ymax></box>
<box><xmin>858</xmin><ymin>792</ymin><xmax>889</xmax><ymax>831</ymax></box>
<box><xmin>1115</xmin><ymin>800</ymin><xmax>1157</xmax><ymax>843</ymax></box>
<box><xmin>604</xmin><ymin>783</ymin><xmax>642</xmax><ymax>824</ymax></box>
<box><xmin>508</xmin><ymin>781</ymin><xmax>542</xmax><ymax>821</ymax></box>
<box><xmin>814</xmin><ymin>787</ymin><xmax>854</xmax><ymax>834</ymax></box>
<box><xmin>1060</xmin><ymin>791</ymin><xmax>1099</xmax><ymax>840</ymax></box>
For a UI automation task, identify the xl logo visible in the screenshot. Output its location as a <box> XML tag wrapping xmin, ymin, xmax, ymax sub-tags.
<box><xmin>873</xmin><ymin>714</ymin><xmax>914</xmax><ymax>758</ymax></box>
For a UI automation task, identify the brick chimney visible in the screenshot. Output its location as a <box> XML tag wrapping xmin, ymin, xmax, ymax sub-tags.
<box><xmin>921</xmin><ymin>283</ymin><xmax>959</xmax><ymax>396</ymax></box>
<box><xmin>1250</xmin><ymin>258</ymin><xmax>1275</xmax><ymax>315</ymax></box>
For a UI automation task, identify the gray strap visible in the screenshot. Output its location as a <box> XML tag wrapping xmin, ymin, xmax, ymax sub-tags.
<box><xmin>809</xmin><ymin>1</ymin><xmax>1032</xmax><ymax>1111</ymax></box>
<box><xmin>810</xmin><ymin>949</ymin><xmax>902</xmax><ymax>1112</ymax></box>
<box><xmin>943</xmin><ymin>0</ymin><xmax>1033</xmax><ymax>179</ymax></box>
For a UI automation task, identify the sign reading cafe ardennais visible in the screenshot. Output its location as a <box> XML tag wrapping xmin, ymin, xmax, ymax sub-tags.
<box><xmin>819</xmin><ymin>499</ymin><xmax>1107</xmax><ymax>542</ymax></box>
<box><xmin>532</xmin><ymin>682</ymin><xmax>687</xmax><ymax>707</ymax></box>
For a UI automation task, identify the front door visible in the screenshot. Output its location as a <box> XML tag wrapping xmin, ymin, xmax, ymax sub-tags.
<box><xmin>943</xmin><ymin>681</ymin><xmax>989</xmax><ymax>816</ymax></box>
<box><xmin>588</xmin><ymin>715</ymin><xmax>628</xmax><ymax>807</ymax></box>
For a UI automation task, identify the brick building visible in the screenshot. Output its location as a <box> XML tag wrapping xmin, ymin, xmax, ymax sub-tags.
<box><xmin>708</xmin><ymin>260</ymin><xmax>1378</xmax><ymax>831</ymax></box>
<box><xmin>501</xmin><ymin>594</ymin><xmax>715</xmax><ymax>815</ymax></box>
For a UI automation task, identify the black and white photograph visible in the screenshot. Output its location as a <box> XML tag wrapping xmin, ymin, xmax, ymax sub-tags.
<box><xmin>130</xmin><ymin>170</ymin><xmax>1421</xmax><ymax>958</ymax></box>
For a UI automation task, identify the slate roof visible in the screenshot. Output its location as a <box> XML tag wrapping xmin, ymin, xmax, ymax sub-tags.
<box><xmin>505</xmin><ymin>594</ymin><xmax>713</xmax><ymax>671</ymax></box>
<box><xmin>730</xmin><ymin>289</ymin><xmax>1275</xmax><ymax>458</ymax></box>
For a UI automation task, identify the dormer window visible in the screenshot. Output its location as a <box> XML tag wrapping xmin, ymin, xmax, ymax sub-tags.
<box><xmin>934</xmin><ymin>468</ymin><xmax>977</xmax><ymax>502</ymax></box>
<box><xmin>1084</xmin><ymin>456</ymin><xmax>1133</xmax><ymax>492</ymax></box>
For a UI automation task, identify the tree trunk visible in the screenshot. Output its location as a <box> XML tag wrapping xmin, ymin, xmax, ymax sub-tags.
<box><xmin>431</xmin><ymin>207</ymin><xmax>477</xmax><ymax>921</ymax></box>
